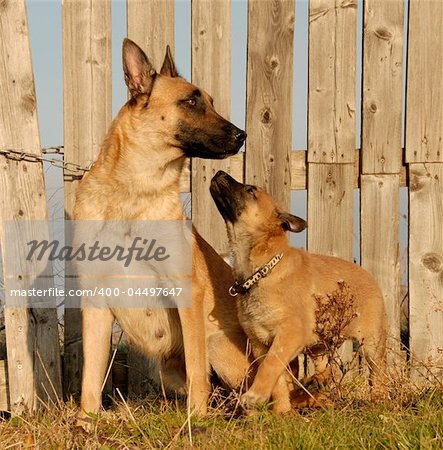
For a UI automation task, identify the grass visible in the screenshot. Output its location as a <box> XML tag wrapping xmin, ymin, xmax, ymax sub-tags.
<box><xmin>0</xmin><ymin>384</ymin><xmax>442</xmax><ymax>450</ymax></box>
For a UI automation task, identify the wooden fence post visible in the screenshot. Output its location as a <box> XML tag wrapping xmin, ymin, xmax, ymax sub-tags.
<box><xmin>0</xmin><ymin>360</ymin><xmax>9</xmax><ymax>411</ymax></box>
<box><xmin>406</xmin><ymin>0</ymin><xmax>443</xmax><ymax>382</ymax></box>
<box><xmin>0</xmin><ymin>0</ymin><xmax>62</xmax><ymax>412</ymax></box>
<box><xmin>191</xmin><ymin>0</ymin><xmax>232</xmax><ymax>255</ymax></box>
<box><xmin>127</xmin><ymin>0</ymin><xmax>174</xmax><ymax>69</ymax></box>
<box><xmin>307</xmin><ymin>0</ymin><xmax>357</xmax><ymax>366</ymax></box>
<box><xmin>126</xmin><ymin>0</ymin><xmax>175</xmax><ymax>395</ymax></box>
<box><xmin>245</xmin><ymin>0</ymin><xmax>294</xmax><ymax>210</ymax></box>
<box><xmin>361</xmin><ymin>0</ymin><xmax>404</xmax><ymax>367</ymax></box>
<box><xmin>62</xmin><ymin>0</ymin><xmax>112</xmax><ymax>396</ymax></box>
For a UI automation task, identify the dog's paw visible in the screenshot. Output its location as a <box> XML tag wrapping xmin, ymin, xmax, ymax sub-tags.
<box><xmin>271</xmin><ymin>397</ymin><xmax>292</xmax><ymax>414</ymax></box>
<box><xmin>75</xmin><ymin>414</ymin><xmax>95</xmax><ymax>433</ymax></box>
<box><xmin>241</xmin><ymin>389</ymin><xmax>269</xmax><ymax>407</ymax></box>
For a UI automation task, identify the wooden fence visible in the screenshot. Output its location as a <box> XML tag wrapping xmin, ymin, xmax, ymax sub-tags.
<box><xmin>0</xmin><ymin>0</ymin><xmax>442</xmax><ymax>413</ymax></box>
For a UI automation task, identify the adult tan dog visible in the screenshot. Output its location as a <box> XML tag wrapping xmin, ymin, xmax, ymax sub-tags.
<box><xmin>74</xmin><ymin>39</ymin><xmax>251</xmax><ymax>426</ymax></box>
<box><xmin>210</xmin><ymin>170</ymin><xmax>388</xmax><ymax>413</ymax></box>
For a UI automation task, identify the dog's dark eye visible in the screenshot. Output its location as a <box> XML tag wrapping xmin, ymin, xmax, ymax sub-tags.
<box><xmin>186</xmin><ymin>98</ymin><xmax>196</xmax><ymax>107</ymax></box>
<box><xmin>246</xmin><ymin>186</ymin><xmax>256</xmax><ymax>195</ymax></box>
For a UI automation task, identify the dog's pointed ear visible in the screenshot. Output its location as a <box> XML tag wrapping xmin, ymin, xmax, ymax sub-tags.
<box><xmin>160</xmin><ymin>45</ymin><xmax>179</xmax><ymax>77</ymax></box>
<box><xmin>123</xmin><ymin>38</ymin><xmax>156</xmax><ymax>97</ymax></box>
<box><xmin>277</xmin><ymin>212</ymin><xmax>307</xmax><ymax>233</ymax></box>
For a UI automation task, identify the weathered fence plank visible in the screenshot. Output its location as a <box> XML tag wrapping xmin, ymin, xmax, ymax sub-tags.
<box><xmin>406</xmin><ymin>0</ymin><xmax>443</xmax><ymax>382</ymax></box>
<box><xmin>361</xmin><ymin>175</ymin><xmax>400</xmax><ymax>359</ymax></box>
<box><xmin>408</xmin><ymin>164</ymin><xmax>443</xmax><ymax>381</ymax></box>
<box><xmin>62</xmin><ymin>0</ymin><xmax>112</xmax><ymax>396</ymax></box>
<box><xmin>308</xmin><ymin>0</ymin><xmax>357</xmax><ymax>367</ymax></box>
<box><xmin>307</xmin><ymin>164</ymin><xmax>354</xmax><ymax>260</ymax></box>
<box><xmin>127</xmin><ymin>0</ymin><xmax>174</xmax><ymax>68</ymax></box>
<box><xmin>362</xmin><ymin>0</ymin><xmax>403</xmax><ymax>174</ymax></box>
<box><xmin>308</xmin><ymin>0</ymin><xmax>357</xmax><ymax>164</ymax></box>
<box><xmin>406</xmin><ymin>0</ymin><xmax>443</xmax><ymax>164</ymax></box>
<box><xmin>0</xmin><ymin>0</ymin><xmax>62</xmax><ymax>412</ymax></box>
<box><xmin>0</xmin><ymin>360</ymin><xmax>8</xmax><ymax>411</ymax></box>
<box><xmin>307</xmin><ymin>164</ymin><xmax>355</xmax><ymax>370</ymax></box>
<box><xmin>245</xmin><ymin>0</ymin><xmax>294</xmax><ymax>210</ymax></box>
<box><xmin>191</xmin><ymin>0</ymin><xmax>232</xmax><ymax>254</ymax></box>
<box><xmin>126</xmin><ymin>0</ymin><xmax>175</xmax><ymax>395</ymax></box>
<box><xmin>361</xmin><ymin>0</ymin><xmax>404</xmax><ymax>364</ymax></box>
<box><xmin>307</xmin><ymin>0</ymin><xmax>357</xmax><ymax>250</ymax></box>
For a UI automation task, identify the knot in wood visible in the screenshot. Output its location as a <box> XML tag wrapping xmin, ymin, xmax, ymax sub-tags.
<box><xmin>421</xmin><ymin>253</ymin><xmax>442</xmax><ymax>273</ymax></box>
<box><xmin>369</xmin><ymin>103</ymin><xmax>377</xmax><ymax>113</ymax></box>
<box><xmin>374</xmin><ymin>27</ymin><xmax>393</xmax><ymax>41</ymax></box>
<box><xmin>409</xmin><ymin>176</ymin><xmax>422</xmax><ymax>192</ymax></box>
<box><xmin>260</xmin><ymin>107</ymin><xmax>272</xmax><ymax>124</ymax></box>
<box><xmin>269</xmin><ymin>57</ymin><xmax>279</xmax><ymax>70</ymax></box>
<box><xmin>22</xmin><ymin>92</ymin><xmax>36</xmax><ymax>114</ymax></box>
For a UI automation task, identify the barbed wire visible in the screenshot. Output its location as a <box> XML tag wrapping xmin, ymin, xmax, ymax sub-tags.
<box><xmin>0</xmin><ymin>146</ymin><xmax>93</xmax><ymax>175</ymax></box>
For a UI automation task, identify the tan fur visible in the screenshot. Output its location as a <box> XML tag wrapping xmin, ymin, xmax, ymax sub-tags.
<box><xmin>215</xmin><ymin>178</ymin><xmax>388</xmax><ymax>412</ymax></box>
<box><xmin>75</xmin><ymin>41</ymin><xmax>251</xmax><ymax>427</ymax></box>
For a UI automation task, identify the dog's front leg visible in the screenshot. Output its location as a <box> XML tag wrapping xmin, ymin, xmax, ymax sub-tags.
<box><xmin>77</xmin><ymin>307</ymin><xmax>114</xmax><ymax>429</ymax></box>
<box><xmin>178</xmin><ymin>305</ymin><xmax>210</xmax><ymax>415</ymax></box>
<box><xmin>248</xmin><ymin>340</ymin><xmax>292</xmax><ymax>413</ymax></box>
<box><xmin>242</xmin><ymin>330</ymin><xmax>303</xmax><ymax>409</ymax></box>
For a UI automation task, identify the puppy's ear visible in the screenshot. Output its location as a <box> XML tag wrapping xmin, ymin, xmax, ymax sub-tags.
<box><xmin>277</xmin><ymin>212</ymin><xmax>307</xmax><ymax>233</ymax></box>
<box><xmin>160</xmin><ymin>45</ymin><xmax>179</xmax><ymax>77</ymax></box>
<box><xmin>123</xmin><ymin>38</ymin><xmax>156</xmax><ymax>97</ymax></box>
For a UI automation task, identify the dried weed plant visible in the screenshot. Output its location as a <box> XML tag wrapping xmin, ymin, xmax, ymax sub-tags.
<box><xmin>309</xmin><ymin>280</ymin><xmax>360</xmax><ymax>398</ymax></box>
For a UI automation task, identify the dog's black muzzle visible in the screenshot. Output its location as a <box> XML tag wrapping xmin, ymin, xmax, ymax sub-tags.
<box><xmin>210</xmin><ymin>170</ymin><xmax>246</xmax><ymax>223</ymax></box>
<box><xmin>180</xmin><ymin>121</ymin><xmax>246</xmax><ymax>160</ymax></box>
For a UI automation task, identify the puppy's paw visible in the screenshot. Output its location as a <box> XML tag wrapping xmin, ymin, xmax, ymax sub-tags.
<box><xmin>75</xmin><ymin>413</ymin><xmax>96</xmax><ymax>433</ymax></box>
<box><xmin>271</xmin><ymin>398</ymin><xmax>292</xmax><ymax>414</ymax></box>
<box><xmin>241</xmin><ymin>389</ymin><xmax>269</xmax><ymax>407</ymax></box>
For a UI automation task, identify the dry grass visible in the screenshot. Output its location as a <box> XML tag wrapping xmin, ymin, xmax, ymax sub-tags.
<box><xmin>0</xmin><ymin>378</ymin><xmax>442</xmax><ymax>450</ymax></box>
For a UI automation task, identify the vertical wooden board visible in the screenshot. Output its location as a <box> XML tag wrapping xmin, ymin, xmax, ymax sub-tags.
<box><xmin>63</xmin><ymin>0</ymin><xmax>111</xmax><ymax>214</ymax></box>
<box><xmin>409</xmin><ymin>164</ymin><xmax>443</xmax><ymax>381</ymax></box>
<box><xmin>127</xmin><ymin>0</ymin><xmax>174</xmax><ymax>68</ymax></box>
<box><xmin>245</xmin><ymin>0</ymin><xmax>294</xmax><ymax>210</ymax></box>
<box><xmin>0</xmin><ymin>0</ymin><xmax>62</xmax><ymax>411</ymax></box>
<box><xmin>361</xmin><ymin>1</ymin><xmax>403</xmax><ymax>371</ymax></box>
<box><xmin>307</xmin><ymin>163</ymin><xmax>355</xmax><ymax>367</ymax></box>
<box><xmin>361</xmin><ymin>175</ymin><xmax>400</xmax><ymax>363</ymax></box>
<box><xmin>307</xmin><ymin>164</ymin><xmax>354</xmax><ymax>260</ymax></box>
<box><xmin>62</xmin><ymin>0</ymin><xmax>112</xmax><ymax>395</ymax></box>
<box><xmin>191</xmin><ymin>0</ymin><xmax>231</xmax><ymax>254</ymax></box>
<box><xmin>362</xmin><ymin>0</ymin><xmax>403</xmax><ymax>174</ymax></box>
<box><xmin>308</xmin><ymin>0</ymin><xmax>357</xmax><ymax>366</ymax></box>
<box><xmin>406</xmin><ymin>1</ymin><xmax>443</xmax><ymax>163</ymax></box>
<box><xmin>0</xmin><ymin>360</ymin><xmax>9</xmax><ymax>411</ymax></box>
<box><xmin>308</xmin><ymin>0</ymin><xmax>357</xmax><ymax>164</ymax></box>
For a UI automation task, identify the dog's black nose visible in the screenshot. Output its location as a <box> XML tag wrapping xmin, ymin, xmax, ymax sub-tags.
<box><xmin>214</xmin><ymin>170</ymin><xmax>228</xmax><ymax>180</ymax></box>
<box><xmin>234</xmin><ymin>130</ymin><xmax>246</xmax><ymax>143</ymax></box>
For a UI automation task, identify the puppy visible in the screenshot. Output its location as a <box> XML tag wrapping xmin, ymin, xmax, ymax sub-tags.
<box><xmin>210</xmin><ymin>170</ymin><xmax>388</xmax><ymax>412</ymax></box>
